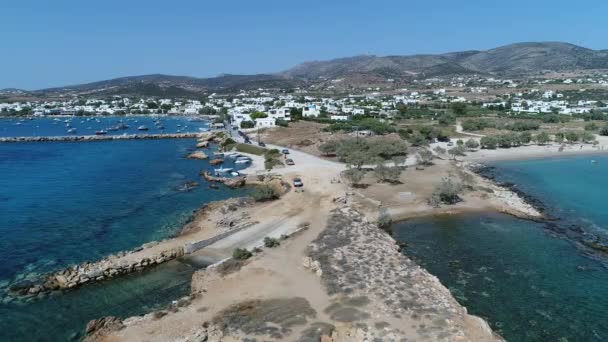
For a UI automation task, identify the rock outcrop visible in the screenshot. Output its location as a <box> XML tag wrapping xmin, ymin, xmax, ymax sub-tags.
<box><xmin>187</xmin><ymin>151</ymin><xmax>208</xmax><ymax>160</ymax></box>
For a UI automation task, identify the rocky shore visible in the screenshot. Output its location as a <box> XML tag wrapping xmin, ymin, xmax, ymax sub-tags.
<box><xmin>7</xmin><ymin>242</ymin><xmax>185</xmax><ymax>298</ymax></box>
<box><xmin>304</xmin><ymin>207</ymin><xmax>501</xmax><ymax>341</ymax></box>
<box><xmin>464</xmin><ymin>162</ymin><xmax>543</xmax><ymax>220</ymax></box>
<box><xmin>0</xmin><ymin>133</ymin><xmax>205</xmax><ymax>143</ymax></box>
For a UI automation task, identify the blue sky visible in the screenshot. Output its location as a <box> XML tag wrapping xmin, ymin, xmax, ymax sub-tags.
<box><xmin>2</xmin><ymin>0</ymin><xmax>607</xmax><ymax>90</ymax></box>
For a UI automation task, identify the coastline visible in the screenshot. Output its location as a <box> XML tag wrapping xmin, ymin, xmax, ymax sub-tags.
<box><xmin>80</xmin><ymin>145</ymin><xmax>506</xmax><ymax>342</ymax></box>
<box><xmin>462</xmin><ymin>140</ymin><xmax>608</xmax><ymax>163</ymax></box>
<box><xmin>8</xmin><ymin>135</ymin><xmax>575</xmax><ymax>340</ymax></box>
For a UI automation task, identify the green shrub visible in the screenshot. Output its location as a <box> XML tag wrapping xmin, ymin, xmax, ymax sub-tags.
<box><xmin>465</xmin><ymin>138</ymin><xmax>479</xmax><ymax>150</ymax></box>
<box><xmin>585</xmin><ymin>122</ymin><xmax>599</xmax><ymax>131</ymax></box>
<box><xmin>240</xmin><ymin>121</ymin><xmax>255</xmax><ymax>129</ymax></box>
<box><xmin>263</xmin><ymin>237</ymin><xmax>280</xmax><ymax>248</ymax></box>
<box><xmin>251</xmin><ymin>185</ymin><xmax>279</xmax><ymax>202</ymax></box>
<box><xmin>232</xmin><ymin>248</ymin><xmax>252</xmax><ymax>260</ymax></box>
<box><xmin>377</xmin><ymin>209</ymin><xmax>392</xmax><ymax>230</ymax></box>
<box><xmin>429</xmin><ymin>177</ymin><xmax>463</xmax><ymax>206</ymax></box>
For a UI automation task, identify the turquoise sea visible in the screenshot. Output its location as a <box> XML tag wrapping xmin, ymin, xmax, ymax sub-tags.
<box><xmin>0</xmin><ymin>122</ymin><xmax>248</xmax><ymax>341</ymax></box>
<box><xmin>393</xmin><ymin>154</ymin><xmax>608</xmax><ymax>341</ymax></box>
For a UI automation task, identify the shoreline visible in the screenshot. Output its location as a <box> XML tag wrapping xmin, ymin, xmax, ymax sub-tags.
<box><xmin>462</xmin><ymin>141</ymin><xmax>608</xmax><ymax>163</ymax></box>
<box><xmin>4</xmin><ymin>138</ymin><xmax>540</xmax><ymax>339</ymax></box>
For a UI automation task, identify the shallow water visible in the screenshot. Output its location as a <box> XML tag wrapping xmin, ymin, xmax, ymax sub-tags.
<box><xmin>0</xmin><ymin>115</ymin><xmax>207</xmax><ymax>137</ymax></box>
<box><xmin>0</xmin><ymin>137</ymin><xmax>248</xmax><ymax>341</ymax></box>
<box><xmin>393</xmin><ymin>155</ymin><xmax>608</xmax><ymax>341</ymax></box>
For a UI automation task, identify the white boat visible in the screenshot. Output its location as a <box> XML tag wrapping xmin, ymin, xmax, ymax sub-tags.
<box><xmin>214</xmin><ymin>167</ymin><xmax>233</xmax><ymax>174</ymax></box>
<box><xmin>225</xmin><ymin>152</ymin><xmax>241</xmax><ymax>158</ymax></box>
<box><xmin>235</xmin><ymin>159</ymin><xmax>251</xmax><ymax>164</ymax></box>
<box><xmin>230</xmin><ymin>171</ymin><xmax>240</xmax><ymax>177</ymax></box>
<box><xmin>137</xmin><ymin>125</ymin><xmax>149</xmax><ymax>131</ymax></box>
<box><xmin>67</xmin><ymin>128</ymin><xmax>77</xmax><ymax>134</ymax></box>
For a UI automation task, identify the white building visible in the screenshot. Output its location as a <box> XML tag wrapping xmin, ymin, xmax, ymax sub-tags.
<box><xmin>267</xmin><ymin>108</ymin><xmax>291</xmax><ymax>121</ymax></box>
<box><xmin>303</xmin><ymin>104</ymin><xmax>320</xmax><ymax>117</ymax></box>
<box><xmin>255</xmin><ymin>118</ymin><xmax>276</xmax><ymax>128</ymax></box>
<box><xmin>330</xmin><ymin>115</ymin><xmax>349</xmax><ymax>121</ymax></box>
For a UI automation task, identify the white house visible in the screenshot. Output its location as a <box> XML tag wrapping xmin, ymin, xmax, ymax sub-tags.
<box><xmin>352</xmin><ymin>108</ymin><xmax>365</xmax><ymax>115</ymax></box>
<box><xmin>231</xmin><ymin>113</ymin><xmax>252</xmax><ymax>127</ymax></box>
<box><xmin>267</xmin><ymin>108</ymin><xmax>291</xmax><ymax>121</ymax></box>
<box><xmin>331</xmin><ymin>115</ymin><xmax>349</xmax><ymax>121</ymax></box>
<box><xmin>303</xmin><ymin>104</ymin><xmax>320</xmax><ymax>117</ymax></box>
<box><xmin>255</xmin><ymin>118</ymin><xmax>276</xmax><ymax>128</ymax></box>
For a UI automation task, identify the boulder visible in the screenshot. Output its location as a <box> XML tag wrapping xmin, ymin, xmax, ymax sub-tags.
<box><xmin>209</xmin><ymin>158</ymin><xmax>224</xmax><ymax>165</ymax></box>
<box><xmin>187</xmin><ymin>151</ymin><xmax>208</xmax><ymax>160</ymax></box>
<box><xmin>85</xmin><ymin>316</ymin><xmax>124</xmax><ymax>335</ymax></box>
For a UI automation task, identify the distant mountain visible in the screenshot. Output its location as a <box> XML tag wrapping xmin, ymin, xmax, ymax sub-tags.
<box><xmin>22</xmin><ymin>42</ymin><xmax>608</xmax><ymax>97</ymax></box>
<box><xmin>37</xmin><ymin>73</ymin><xmax>302</xmax><ymax>97</ymax></box>
<box><xmin>282</xmin><ymin>42</ymin><xmax>608</xmax><ymax>79</ymax></box>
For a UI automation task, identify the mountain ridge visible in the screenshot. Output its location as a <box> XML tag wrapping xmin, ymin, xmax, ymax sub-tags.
<box><xmin>23</xmin><ymin>42</ymin><xmax>608</xmax><ymax>96</ymax></box>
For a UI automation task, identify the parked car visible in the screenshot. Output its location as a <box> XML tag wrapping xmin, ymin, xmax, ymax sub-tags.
<box><xmin>293</xmin><ymin>178</ymin><xmax>303</xmax><ymax>187</ymax></box>
<box><xmin>258</xmin><ymin>141</ymin><xmax>266</xmax><ymax>147</ymax></box>
<box><xmin>447</xmin><ymin>142</ymin><xmax>454</xmax><ymax>146</ymax></box>
<box><xmin>281</xmin><ymin>149</ymin><xmax>290</xmax><ymax>154</ymax></box>
<box><xmin>285</xmin><ymin>158</ymin><xmax>295</xmax><ymax>165</ymax></box>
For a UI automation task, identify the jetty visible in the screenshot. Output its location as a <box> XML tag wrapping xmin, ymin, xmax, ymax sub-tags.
<box><xmin>0</xmin><ymin>132</ymin><xmax>204</xmax><ymax>143</ymax></box>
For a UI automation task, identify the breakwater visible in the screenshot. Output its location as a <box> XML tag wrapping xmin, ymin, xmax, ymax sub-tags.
<box><xmin>0</xmin><ymin>133</ymin><xmax>204</xmax><ymax>143</ymax></box>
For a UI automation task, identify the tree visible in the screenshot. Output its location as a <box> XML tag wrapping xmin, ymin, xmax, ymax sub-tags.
<box><xmin>599</xmin><ymin>125</ymin><xmax>608</xmax><ymax>136</ymax></box>
<box><xmin>451</xmin><ymin>102</ymin><xmax>468</xmax><ymax>116</ymax></box>
<box><xmin>408</xmin><ymin>133</ymin><xmax>428</xmax><ymax>146</ymax></box>
<box><xmin>448</xmin><ymin>145</ymin><xmax>466</xmax><ymax>160</ymax></box>
<box><xmin>433</xmin><ymin>146</ymin><xmax>447</xmax><ymax>155</ymax></box>
<box><xmin>465</xmin><ymin>138</ymin><xmax>479</xmax><ymax>150</ymax></box>
<box><xmin>343</xmin><ymin>168</ymin><xmax>365</xmax><ymax>187</ymax></box>
<box><xmin>199</xmin><ymin>106</ymin><xmax>217</xmax><ymax>115</ymax></box>
<box><xmin>438</xmin><ymin>113</ymin><xmax>456</xmax><ymax>125</ymax></box>
<box><xmin>416</xmin><ymin>149</ymin><xmax>434</xmax><ymax>166</ymax></box>
<box><xmin>585</xmin><ymin>122</ymin><xmax>598</xmax><ymax>131</ymax></box>
<box><xmin>429</xmin><ymin>177</ymin><xmax>463</xmax><ymax>206</ymax></box>
<box><xmin>480</xmin><ymin>136</ymin><xmax>498</xmax><ymax>149</ymax></box>
<box><xmin>519</xmin><ymin>131</ymin><xmax>532</xmax><ymax>144</ymax></box>
<box><xmin>374</xmin><ymin>163</ymin><xmax>401</xmax><ymax>183</ymax></box>
<box><xmin>535</xmin><ymin>132</ymin><xmax>551</xmax><ymax>145</ymax></box>
<box><xmin>581</xmin><ymin>131</ymin><xmax>596</xmax><ymax>143</ymax></box>
<box><xmin>319</xmin><ymin>140</ymin><xmax>339</xmax><ymax>155</ymax></box>
<box><xmin>565</xmin><ymin>131</ymin><xmax>580</xmax><ymax>143</ymax></box>
<box><xmin>251</xmin><ymin>185</ymin><xmax>279</xmax><ymax>202</ymax></box>
<box><xmin>392</xmin><ymin>155</ymin><xmax>407</xmax><ymax>167</ymax></box>
<box><xmin>250</xmin><ymin>112</ymin><xmax>268</xmax><ymax>120</ymax></box>
<box><xmin>240</xmin><ymin>121</ymin><xmax>255</xmax><ymax>129</ymax></box>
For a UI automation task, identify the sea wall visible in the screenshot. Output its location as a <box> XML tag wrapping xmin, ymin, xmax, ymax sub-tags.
<box><xmin>7</xmin><ymin>244</ymin><xmax>186</xmax><ymax>297</ymax></box>
<box><xmin>0</xmin><ymin>133</ymin><xmax>204</xmax><ymax>143</ymax></box>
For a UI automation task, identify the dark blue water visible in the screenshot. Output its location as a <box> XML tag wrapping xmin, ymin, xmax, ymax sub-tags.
<box><xmin>0</xmin><ymin>116</ymin><xmax>208</xmax><ymax>137</ymax></box>
<box><xmin>393</xmin><ymin>155</ymin><xmax>608</xmax><ymax>341</ymax></box>
<box><xmin>0</xmin><ymin>138</ymin><xmax>248</xmax><ymax>341</ymax></box>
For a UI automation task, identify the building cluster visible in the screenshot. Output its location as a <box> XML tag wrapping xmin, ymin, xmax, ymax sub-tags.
<box><xmin>0</xmin><ymin>97</ymin><xmax>208</xmax><ymax>116</ymax></box>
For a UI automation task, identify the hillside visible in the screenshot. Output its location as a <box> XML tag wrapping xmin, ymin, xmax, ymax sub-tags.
<box><xmin>18</xmin><ymin>42</ymin><xmax>608</xmax><ymax>97</ymax></box>
<box><xmin>283</xmin><ymin>42</ymin><xmax>608</xmax><ymax>79</ymax></box>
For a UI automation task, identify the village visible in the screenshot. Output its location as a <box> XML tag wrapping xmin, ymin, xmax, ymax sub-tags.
<box><xmin>3</xmin><ymin>70</ymin><xmax>608</xmax><ymax>131</ymax></box>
